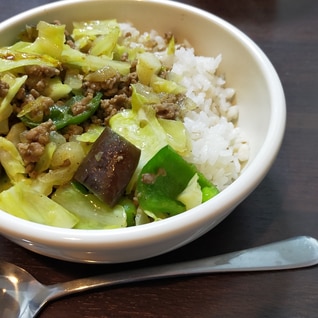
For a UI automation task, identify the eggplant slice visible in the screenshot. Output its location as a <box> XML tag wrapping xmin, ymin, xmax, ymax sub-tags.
<box><xmin>74</xmin><ymin>126</ymin><xmax>141</xmax><ymax>207</ymax></box>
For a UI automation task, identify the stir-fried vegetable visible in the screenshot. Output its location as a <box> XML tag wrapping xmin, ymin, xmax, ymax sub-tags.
<box><xmin>136</xmin><ymin>145</ymin><xmax>218</xmax><ymax>218</ymax></box>
<box><xmin>0</xmin><ymin>19</ymin><xmax>221</xmax><ymax>229</ymax></box>
<box><xmin>19</xmin><ymin>92</ymin><xmax>103</xmax><ymax>130</ymax></box>
<box><xmin>0</xmin><ymin>179</ymin><xmax>78</xmax><ymax>228</ymax></box>
<box><xmin>74</xmin><ymin>126</ymin><xmax>141</xmax><ymax>207</ymax></box>
<box><xmin>52</xmin><ymin>183</ymin><xmax>127</xmax><ymax>229</ymax></box>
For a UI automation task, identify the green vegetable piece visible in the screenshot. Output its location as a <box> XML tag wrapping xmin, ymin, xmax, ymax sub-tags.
<box><xmin>0</xmin><ymin>180</ymin><xmax>78</xmax><ymax>228</ymax></box>
<box><xmin>21</xmin><ymin>21</ymin><xmax>65</xmax><ymax>59</ymax></box>
<box><xmin>136</xmin><ymin>145</ymin><xmax>218</xmax><ymax>217</ymax></box>
<box><xmin>89</xmin><ymin>24</ymin><xmax>120</xmax><ymax>57</ymax></box>
<box><xmin>52</xmin><ymin>183</ymin><xmax>127</xmax><ymax>229</ymax></box>
<box><xmin>50</xmin><ymin>92</ymin><xmax>103</xmax><ymax>130</ymax></box>
<box><xmin>61</xmin><ymin>45</ymin><xmax>131</xmax><ymax>75</ymax></box>
<box><xmin>43</xmin><ymin>77</ymin><xmax>72</xmax><ymax>101</ymax></box>
<box><xmin>136</xmin><ymin>52</ymin><xmax>161</xmax><ymax>85</ymax></box>
<box><xmin>0</xmin><ymin>137</ymin><xmax>26</xmax><ymax>183</ymax></box>
<box><xmin>0</xmin><ymin>73</ymin><xmax>28</xmax><ymax>134</ymax></box>
<box><xmin>119</xmin><ymin>197</ymin><xmax>137</xmax><ymax>227</ymax></box>
<box><xmin>74</xmin><ymin>126</ymin><xmax>141</xmax><ymax>207</ymax></box>
<box><xmin>20</xmin><ymin>92</ymin><xmax>102</xmax><ymax>130</ymax></box>
<box><xmin>0</xmin><ymin>48</ymin><xmax>59</xmax><ymax>73</ymax></box>
<box><xmin>150</xmin><ymin>75</ymin><xmax>186</xmax><ymax>94</ymax></box>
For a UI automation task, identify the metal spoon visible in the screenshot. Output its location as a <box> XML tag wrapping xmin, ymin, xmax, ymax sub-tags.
<box><xmin>1</xmin><ymin>236</ymin><xmax>317</xmax><ymax>318</ymax></box>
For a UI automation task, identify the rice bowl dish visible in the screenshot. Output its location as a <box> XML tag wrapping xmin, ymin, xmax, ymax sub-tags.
<box><xmin>0</xmin><ymin>0</ymin><xmax>285</xmax><ymax>263</ymax></box>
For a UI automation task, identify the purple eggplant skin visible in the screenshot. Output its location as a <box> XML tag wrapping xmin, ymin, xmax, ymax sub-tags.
<box><xmin>74</xmin><ymin>126</ymin><xmax>141</xmax><ymax>207</ymax></box>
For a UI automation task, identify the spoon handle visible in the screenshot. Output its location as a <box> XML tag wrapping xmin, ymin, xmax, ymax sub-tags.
<box><xmin>49</xmin><ymin>236</ymin><xmax>318</xmax><ymax>298</ymax></box>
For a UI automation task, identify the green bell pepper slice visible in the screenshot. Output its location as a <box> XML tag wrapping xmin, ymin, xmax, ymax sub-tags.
<box><xmin>20</xmin><ymin>92</ymin><xmax>103</xmax><ymax>130</ymax></box>
<box><xmin>136</xmin><ymin>145</ymin><xmax>219</xmax><ymax>217</ymax></box>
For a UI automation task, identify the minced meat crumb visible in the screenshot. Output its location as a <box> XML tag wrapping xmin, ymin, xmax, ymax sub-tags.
<box><xmin>71</xmin><ymin>93</ymin><xmax>93</xmax><ymax>115</ymax></box>
<box><xmin>0</xmin><ymin>80</ymin><xmax>9</xmax><ymax>98</ymax></box>
<box><xmin>18</xmin><ymin>120</ymin><xmax>55</xmax><ymax>169</ymax></box>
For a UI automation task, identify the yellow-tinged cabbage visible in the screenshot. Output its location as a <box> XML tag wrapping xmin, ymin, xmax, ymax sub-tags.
<box><xmin>72</xmin><ymin>19</ymin><xmax>119</xmax><ymax>49</ymax></box>
<box><xmin>136</xmin><ymin>52</ymin><xmax>162</xmax><ymax>85</ymax></box>
<box><xmin>0</xmin><ymin>49</ymin><xmax>60</xmax><ymax>73</ymax></box>
<box><xmin>64</xmin><ymin>69</ymin><xmax>83</xmax><ymax>91</ymax></box>
<box><xmin>85</xmin><ymin>55</ymin><xmax>131</xmax><ymax>75</ymax></box>
<box><xmin>0</xmin><ymin>137</ymin><xmax>26</xmax><ymax>183</ymax></box>
<box><xmin>31</xmin><ymin>141</ymin><xmax>86</xmax><ymax>196</ymax></box>
<box><xmin>34</xmin><ymin>142</ymin><xmax>57</xmax><ymax>174</ymax></box>
<box><xmin>50</xmin><ymin>141</ymin><xmax>85</xmax><ymax>169</ymax></box>
<box><xmin>43</xmin><ymin>77</ymin><xmax>72</xmax><ymax>101</ymax></box>
<box><xmin>167</xmin><ymin>36</ymin><xmax>176</xmax><ymax>55</ymax></box>
<box><xmin>110</xmin><ymin>108</ymin><xmax>167</xmax><ymax>190</ymax></box>
<box><xmin>6</xmin><ymin>122</ymin><xmax>26</xmax><ymax>146</ymax></box>
<box><xmin>17</xmin><ymin>95</ymin><xmax>51</xmax><ymax>122</ymax></box>
<box><xmin>150</xmin><ymin>74</ymin><xmax>186</xmax><ymax>94</ymax></box>
<box><xmin>21</xmin><ymin>21</ymin><xmax>65</xmax><ymax>59</ymax></box>
<box><xmin>0</xmin><ymin>179</ymin><xmax>78</xmax><ymax>228</ymax></box>
<box><xmin>61</xmin><ymin>44</ymin><xmax>130</xmax><ymax>75</ymax></box>
<box><xmin>75</xmin><ymin>125</ymin><xmax>105</xmax><ymax>143</ymax></box>
<box><xmin>177</xmin><ymin>174</ymin><xmax>202</xmax><ymax>210</ymax></box>
<box><xmin>84</xmin><ymin>66</ymin><xmax>117</xmax><ymax>82</ymax></box>
<box><xmin>158</xmin><ymin>118</ymin><xmax>189</xmax><ymax>155</ymax></box>
<box><xmin>52</xmin><ymin>183</ymin><xmax>127</xmax><ymax>229</ymax></box>
<box><xmin>0</xmin><ymin>73</ymin><xmax>27</xmax><ymax>134</ymax></box>
<box><xmin>89</xmin><ymin>25</ymin><xmax>120</xmax><ymax>57</ymax></box>
<box><xmin>135</xmin><ymin>208</ymin><xmax>151</xmax><ymax>225</ymax></box>
<box><xmin>114</xmin><ymin>43</ymin><xmax>145</xmax><ymax>62</ymax></box>
<box><xmin>30</xmin><ymin>168</ymin><xmax>70</xmax><ymax>196</ymax></box>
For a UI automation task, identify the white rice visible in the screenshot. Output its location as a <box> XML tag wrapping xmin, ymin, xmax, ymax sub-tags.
<box><xmin>171</xmin><ymin>47</ymin><xmax>249</xmax><ymax>190</ymax></box>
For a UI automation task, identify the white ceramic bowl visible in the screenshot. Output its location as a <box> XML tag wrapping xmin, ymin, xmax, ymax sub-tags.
<box><xmin>0</xmin><ymin>0</ymin><xmax>285</xmax><ymax>263</ymax></box>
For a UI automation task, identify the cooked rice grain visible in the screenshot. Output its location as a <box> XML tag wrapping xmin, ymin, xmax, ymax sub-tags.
<box><xmin>172</xmin><ymin>47</ymin><xmax>249</xmax><ymax>190</ymax></box>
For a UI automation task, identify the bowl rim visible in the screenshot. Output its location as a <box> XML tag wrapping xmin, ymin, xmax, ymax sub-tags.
<box><xmin>0</xmin><ymin>0</ymin><xmax>286</xmax><ymax>248</ymax></box>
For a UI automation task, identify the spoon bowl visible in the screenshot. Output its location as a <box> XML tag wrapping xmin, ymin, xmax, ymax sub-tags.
<box><xmin>1</xmin><ymin>236</ymin><xmax>317</xmax><ymax>318</ymax></box>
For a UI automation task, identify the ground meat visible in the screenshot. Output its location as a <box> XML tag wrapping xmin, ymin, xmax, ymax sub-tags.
<box><xmin>141</xmin><ymin>168</ymin><xmax>167</xmax><ymax>185</ymax></box>
<box><xmin>153</xmin><ymin>103</ymin><xmax>180</xmax><ymax>120</ymax></box>
<box><xmin>62</xmin><ymin>124</ymin><xmax>84</xmax><ymax>141</ymax></box>
<box><xmin>153</xmin><ymin>94</ymin><xmax>181</xmax><ymax>120</ymax></box>
<box><xmin>71</xmin><ymin>93</ymin><xmax>93</xmax><ymax>115</ymax></box>
<box><xmin>24</xmin><ymin>65</ymin><xmax>60</xmax><ymax>78</ymax></box>
<box><xmin>13</xmin><ymin>95</ymin><xmax>54</xmax><ymax>125</ymax></box>
<box><xmin>23</xmin><ymin>65</ymin><xmax>60</xmax><ymax>97</ymax></box>
<box><xmin>141</xmin><ymin>173</ymin><xmax>157</xmax><ymax>185</ymax></box>
<box><xmin>18</xmin><ymin>142</ymin><xmax>44</xmax><ymax>165</ymax></box>
<box><xmin>83</xmin><ymin>71</ymin><xmax>138</xmax><ymax>98</ymax></box>
<box><xmin>0</xmin><ymin>80</ymin><xmax>9</xmax><ymax>98</ymax></box>
<box><xmin>92</xmin><ymin>94</ymin><xmax>131</xmax><ymax>125</ymax></box>
<box><xmin>18</xmin><ymin>120</ymin><xmax>55</xmax><ymax>170</ymax></box>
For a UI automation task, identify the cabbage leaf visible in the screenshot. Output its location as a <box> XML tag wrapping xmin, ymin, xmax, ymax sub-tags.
<box><xmin>20</xmin><ymin>21</ymin><xmax>65</xmax><ymax>59</ymax></box>
<box><xmin>0</xmin><ymin>73</ymin><xmax>28</xmax><ymax>134</ymax></box>
<box><xmin>52</xmin><ymin>183</ymin><xmax>127</xmax><ymax>229</ymax></box>
<box><xmin>0</xmin><ymin>180</ymin><xmax>78</xmax><ymax>228</ymax></box>
<box><xmin>0</xmin><ymin>137</ymin><xmax>26</xmax><ymax>183</ymax></box>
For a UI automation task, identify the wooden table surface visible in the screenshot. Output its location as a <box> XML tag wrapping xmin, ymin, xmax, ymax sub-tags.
<box><xmin>1</xmin><ymin>0</ymin><xmax>317</xmax><ymax>317</ymax></box>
